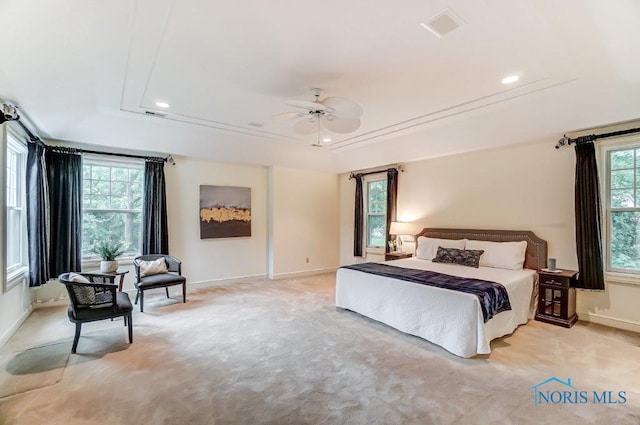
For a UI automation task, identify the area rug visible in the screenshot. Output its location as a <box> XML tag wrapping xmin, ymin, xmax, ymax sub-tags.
<box><xmin>0</xmin><ymin>342</ymin><xmax>70</xmax><ymax>398</ymax></box>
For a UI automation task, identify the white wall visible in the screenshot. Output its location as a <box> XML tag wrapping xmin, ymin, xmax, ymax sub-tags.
<box><xmin>339</xmin><ymin>141</ymin><xmax>640</xmax><ymax>332</ymax></box>
<box><xmin>165</xmin><ymin>156</ymin><xmax>269</xmax><ymax>283</ymax></box>
<box><xmin>270</xmin><ymin>167</ymin><xmax>340</xmax><ymax>278</ymax></box>
<box><xmin>0</xmin><ymin>124</ymin><xmax>34</xmax><ymax>346</ymax></box>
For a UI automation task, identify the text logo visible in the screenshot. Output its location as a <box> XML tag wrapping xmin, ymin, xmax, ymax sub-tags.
<box><xmin>530</xmin><ymin>377</ymin><xmax>627</xmax><ymax>406</ymax></box>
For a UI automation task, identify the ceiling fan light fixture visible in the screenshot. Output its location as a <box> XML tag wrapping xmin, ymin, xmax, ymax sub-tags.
<box><xmin>282</xmin><ymin>88</ymin><xmax>363</xmax><ymax>140</ymax></box>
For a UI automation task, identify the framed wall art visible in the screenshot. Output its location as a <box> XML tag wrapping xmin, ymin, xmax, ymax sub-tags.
<box><xmin>199</xmin><ymin>185</ymin><xmax>251</xmax><ymax>239</ymax></box>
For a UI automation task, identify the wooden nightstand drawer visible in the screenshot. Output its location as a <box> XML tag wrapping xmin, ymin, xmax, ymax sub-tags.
<box><xmin>538</xmin><ymin>270</ymin><xmax>577</xmax><ymax>288</ymax></box>
<box><xmin>539</xmin><ymin>275</ymin><xmax>571</xmax><ymax>288</ymax></box>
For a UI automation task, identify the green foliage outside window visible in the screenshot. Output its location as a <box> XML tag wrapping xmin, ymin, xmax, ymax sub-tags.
<box><xmin>609</xmin><ymin>148</ymin><xmax>640</xmax><ymax>271</ymax></box>
<box><xmin>82</xmin><ymin>162</ymin><xmax>143</xmax><ymax>258</ymax></box>
<box><xmin>367</xmin><ymin>180</ymin><xmax>387</xmax><ymax>247</ymax></box>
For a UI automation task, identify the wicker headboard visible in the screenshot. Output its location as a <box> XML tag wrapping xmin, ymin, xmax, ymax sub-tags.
<box><xmin>415</xmin><ymin>228</ymin><xmax>548</xmax><ymax>270</ymax></box>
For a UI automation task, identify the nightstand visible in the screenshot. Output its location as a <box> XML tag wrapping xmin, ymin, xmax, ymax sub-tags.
<box><xmin>385</xmin><ymin>252</ymin><xmax>413</xmax><ymax>261</ymax></box>
<box><xmin>535</xmin><ymin>269</ymin><xmax>578</xmax><ymax>328</ymax></box>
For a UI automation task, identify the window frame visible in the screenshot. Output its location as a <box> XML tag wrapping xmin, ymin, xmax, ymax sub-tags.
<box><xmin>4</xmin><ymin>129</ymin><xmax>28</xmax><ymax>289</ymax></box>
<box><xmin>364</xmin><ymin>175</ymin><xmax>387</xmax><ymax>252</ymax></box>
<box><xmin>81</xmin><ymin>155</ymin><xmax>144</xmax><ymax>266</ymax></box>
<box><xmin>599</xmin><ymin>133</ymin><xmax>640</xmax><ymax>284</ymax></box>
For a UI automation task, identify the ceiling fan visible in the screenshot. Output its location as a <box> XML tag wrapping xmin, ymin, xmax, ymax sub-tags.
<box><xmin>275</xmin><ymin>88</ymin><xmax>363</xmax><ymax>138</ymax></box>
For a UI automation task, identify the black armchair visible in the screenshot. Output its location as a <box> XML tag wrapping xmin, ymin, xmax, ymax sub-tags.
<box><xmin>133</xmin><ymin>254</ymin><xmax>186</xmax><ymax>312</ymax></box>
<box><xmin>58</xmin><ymin>273</ymin><xmax>133</xmax><ymax>354</ymax></box>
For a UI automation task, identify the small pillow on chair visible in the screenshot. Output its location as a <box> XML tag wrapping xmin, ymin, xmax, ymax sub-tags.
<box><xmin>139</xmin><ymin>258</ymin><xmax>168</xmax><ymax>277</ymax></box>
<box><xmin>68</xmin><ymin>272</ymin><xmax>95</xmax><ymax>304</ymax></box>
<box><xmin>68</xmin><ymin>272</ymin><xmax>91</xmax><ymax>283</ymax></box>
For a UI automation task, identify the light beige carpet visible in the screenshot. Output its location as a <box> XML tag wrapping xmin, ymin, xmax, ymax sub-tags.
<box><xmin>0</xmin><ymin>274</ymin><xmax>639</xmax><ymax>425</ymax></box>
<box><xmin>0</xmin><ymin>342</ymin><xmax>69</xmax><ymax>398</ymax></box>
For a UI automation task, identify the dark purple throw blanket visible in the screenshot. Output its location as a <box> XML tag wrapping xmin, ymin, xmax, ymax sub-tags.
<box><xmin>340</xmin><ymin>262</ymin><xmax>511</xmax><ymax>323</ymax></box>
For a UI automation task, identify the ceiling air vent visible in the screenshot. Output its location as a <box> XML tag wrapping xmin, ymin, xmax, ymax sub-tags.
<box><xmin>145</xmin><ymin>110</ymin><xmax>166</xmax><ymax>117</ymax></box>
<box><xmin>420</xmin><ymin>10</ymin><xmax>463</xmax><ymax>39</ymax></box>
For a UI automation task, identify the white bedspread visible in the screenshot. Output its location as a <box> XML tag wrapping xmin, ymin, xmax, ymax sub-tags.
<box><xmin>335</xmin><ymin>258</ymin><xmax>537</xmax><ymax>358</ymax></box>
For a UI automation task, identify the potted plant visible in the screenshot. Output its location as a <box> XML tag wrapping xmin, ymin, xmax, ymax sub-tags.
<box><xmin>94</xmin><ymin>241</ymin><xmax>126</xmax><ymax>273</ymax></box>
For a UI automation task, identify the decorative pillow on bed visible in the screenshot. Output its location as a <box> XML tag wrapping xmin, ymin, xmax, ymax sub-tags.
<box><xmin>465</xmin><ymin>240</ymin><xmax>527</xmax><ymax>270</ymax></box>
<box><xmin>432</xmin><ymin>247</ymin><xmax>485</xmax><ymax>268</ymax></box>
<box><xmin>416</xmin><ymin>237</ymin><xmax>466</xmax><ymax>260</ymax></box>
<box><xmin>138</xmin><ymin>258</ymin><xmax>168</xmax><ymax>277</ymax></box>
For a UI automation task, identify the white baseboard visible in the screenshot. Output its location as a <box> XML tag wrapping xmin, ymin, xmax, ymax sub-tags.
<box><xmin>271</xmin><ymin>267</ymin><xmax>337</xmax><ymax>280</ymax></box>
<box><xmin>189</xmin><ymin>273</ymin><xmax>269</xmax><ymax>288</ymax></box>
<box><xmin>577</xmin><ymin>311</ymin><xmax>640</xmax><ymax>333</ymax></box>
<box><xmin>33</xmin><ymin>299</ymin><xmax>69</xmax><ymax>308</ymax></box>
<box><xmin>0</xmin><ymin>306</ymin><xmax>34</xmax><ymax>348</ymax></box>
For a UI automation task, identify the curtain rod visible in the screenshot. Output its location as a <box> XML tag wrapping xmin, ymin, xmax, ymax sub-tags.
<box><xmin>555</xmin><ymin>127</ymin><xmax>640</xmax><ymax>149</ymax></box>
<box><xmin>348</xmin><ymin>165</ymin><xmax>404</xmax><ymax>180</ymax></box>
<box><xmin>71</xmin><ymin>147</ymin><xmax>174</xmax><ymax>165</ymax></box>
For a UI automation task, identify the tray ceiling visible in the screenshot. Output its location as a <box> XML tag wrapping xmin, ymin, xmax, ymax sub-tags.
<box><xmin>1</xmin><ymin>0</ymin><xmax>639</xmax><ymax>172</ymax></box>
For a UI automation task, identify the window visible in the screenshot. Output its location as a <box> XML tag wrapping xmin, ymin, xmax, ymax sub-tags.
<box><xmin>6</xmin><ymin>132</ymin><xmax>28</xmax><ymax>277</ymax></box>
<box><xmin>365</xmin><ymin>178</ymin><xmax>387</xmax><ymax>248</ymax></box>
<box><xmin>605</xmin><ymin>141</ymin><xmax>640</xmax><ymax>273</ymax></box>
<box><xmin>82</xmin><ymin>157</ymin><xmax>144</xmax><ymax>260</ymax></box>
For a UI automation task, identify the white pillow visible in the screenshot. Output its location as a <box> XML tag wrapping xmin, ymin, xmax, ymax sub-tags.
<box><xmin>68</xmin><ymin>272</ymin><xmax>91</xmax><ymax>283</ymax></box>
<box><xmin>67</xmin><ymin>272</ymin><xmax>95</xmax><ymax>304</ymax></box>
<box><xmin>465</xmin><ymin>240</ymin><xmax>527</xmax><ymax>270</ymax></box>
<box><xmin>416</xmin><ymin>237</ymin><xmax>466</xmax><ymax>260</ymax></box>
<box><xmin>139</xmin><ymin>258</ymin><xmax>168</xmax><ymax>277</ymax></box>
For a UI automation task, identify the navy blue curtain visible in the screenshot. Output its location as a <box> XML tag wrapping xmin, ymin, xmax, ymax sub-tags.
<box><xmin>353</xmin><ymin>174</ymin><xmax>364</xmax><ymax>257</ymax></box>
<box><xmin>25</xmin><ymin>141</ymin><xmax>49</xmax><ymax>287</ymax></box>
<box><xmin>142</xmin><ymin>160</ymin><xmax>168</xmax><ymax>254</ymax></box>
<box><xmin>574</xmin><ymin>140</ymin><xmax>605</xmax><ymax>290</ymax></box>
<box><xmin>46</xmin><ymin>148</ymin><xmax>82</xmax><ymax>277</ymax></box>
<box><xmin>385</xmin><ymin>169</ymin><xmax>399</xmax><ymax>253</ymax></box>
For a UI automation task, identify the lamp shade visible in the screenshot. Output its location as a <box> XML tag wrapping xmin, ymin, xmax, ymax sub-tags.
<box><xmin>389</xmin><ymin>221</ymin><xmax>413</xmax><ymax>236</ymax></box>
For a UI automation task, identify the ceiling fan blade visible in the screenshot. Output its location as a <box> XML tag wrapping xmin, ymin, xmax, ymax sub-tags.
<box><xmin>323</xmin><ymin>117</ymin><xmax>360</xmax><ymax>133</ymax></box>
<box><xmin>286</xmin><ymin>100</ymin><xmax>327</xmax><ymax>112</ymax></box>
<box><xmin>321</xmin><ymin>97</ymin><xmax>363</xmax><ymax>118</ymax></box>
<box><xmin>272</xmin><ymin>111</ymin><xmax>306</xmax><ymax>121</ymax></box>
<box><xmin>293</xmin><ymin>118</ymin><xmax>321</xmax><ymax>134</ymax></box>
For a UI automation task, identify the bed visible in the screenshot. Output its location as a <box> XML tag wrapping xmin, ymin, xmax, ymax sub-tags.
<box><xmin>335</xmin><ymin>228</ymin><xmax>547</xmax><ymax>358</ymax></box>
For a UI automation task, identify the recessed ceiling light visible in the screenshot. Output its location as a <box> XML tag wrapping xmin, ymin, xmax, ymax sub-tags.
<box><xmin>155</xmin><ymin>101</ymin><xmax>170</xmax><ymax>108</ymax></box>
<box><xmin>322</xmin><ymin>136</ymin><xmax>332</xmax><ymax>143</ymax></box>
<box><xmin>501</xmin><ymin>75</ymin><xmax>519</xmax><ymax>85</ymax></box>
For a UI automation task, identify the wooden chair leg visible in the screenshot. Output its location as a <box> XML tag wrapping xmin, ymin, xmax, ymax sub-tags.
<box><xmin>134</xmin><ymin>290</ymin><xmax>140</xmax><ymax>305</ymax></box>
<box><xmin>72</xmin><ymin>323</ymin><xmax>82</xmax><ymax>354</ymax></box>
<box><xmin>123</xmin><ymin>314</ymin><xmax>127</xmax><ymax>326</ymax></box>
<box><xmin>182</xmin><ymin>283</ymin><xmax>186</xmax><ymax>303</ymax></box>
<box><xmin>127</xmin><ymin>313</ymin><xmax>133</xmax><ymax>343</ymax></box>
<box><xmin>139</xmin><ymin>291</ymin><xmax>144</xmax><ymax>313</ymax></box>
<box><xmin>165</xmin><ymin>287</ymin><xmax>170</xmax><ymax>298</ymax></box>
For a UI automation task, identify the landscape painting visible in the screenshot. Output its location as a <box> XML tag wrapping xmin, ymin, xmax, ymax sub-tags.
<box><xmin>199</xmin><ymin>185</ymin><xmax>251</xmax><ymax>239</ymax></box>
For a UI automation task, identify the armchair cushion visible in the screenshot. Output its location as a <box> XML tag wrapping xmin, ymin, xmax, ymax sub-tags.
<box><xmin>70</xmin><ymin>292</ymin><xmax>133</xmax><ymax>321</ymax></box>
<box><xmin>135</xmin><ymin>273</ymin><xmax>186</xmax><ymax>289</ymax></box>
<box><xmin>138</xmin><ymin>258</ymin><xmax>168</xmax><ymax>277</ymax></box>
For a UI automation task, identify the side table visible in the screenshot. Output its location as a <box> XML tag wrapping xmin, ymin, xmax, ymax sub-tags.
<box><xmin>535</xmin><ymin>269</ymin><xmax>578</xmax><ymax>328</ymax></box>
<box><xmin>385</xmin><ymin>252</ymin><xmax>414</xmax><ymax>261</ymax></box>
<box><xmin>84</xmin><ymin>270</ymin><xmax>130</xmax><ymax>292</ymax></box>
